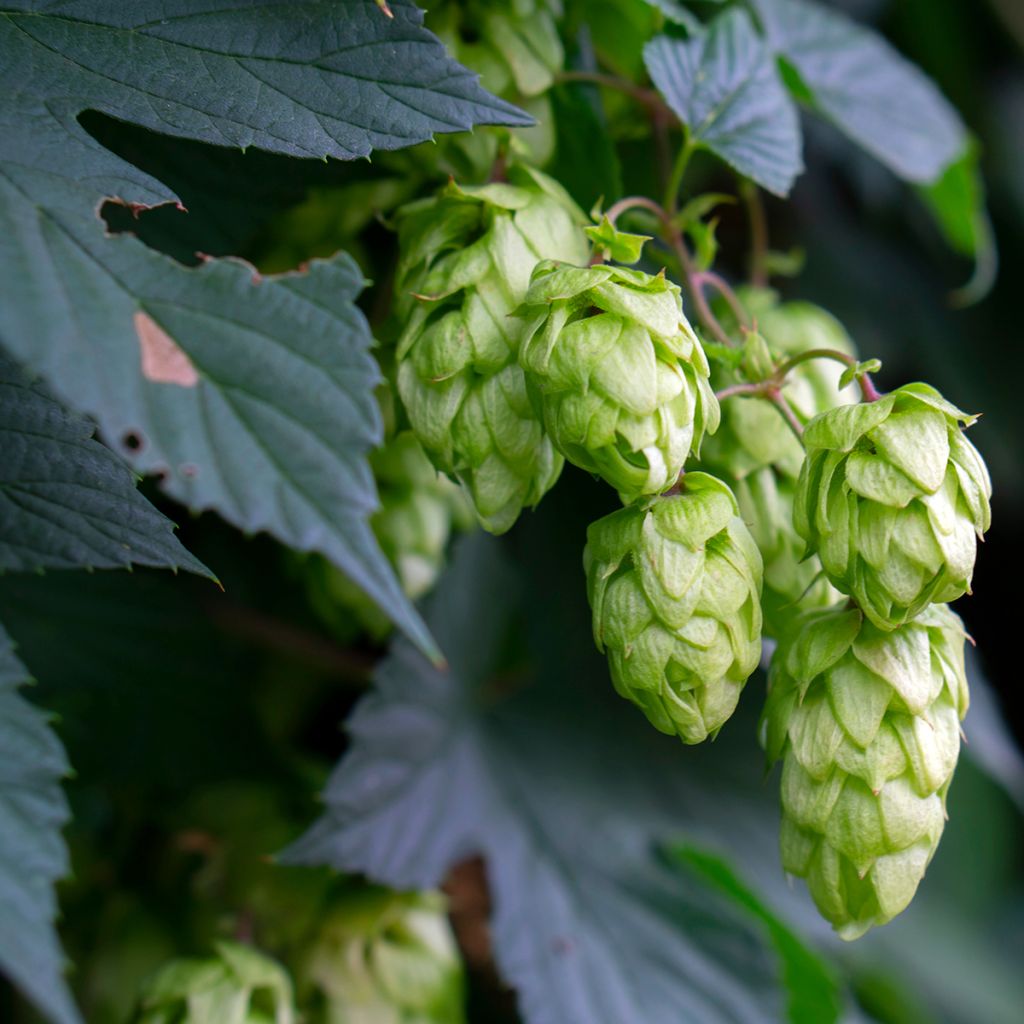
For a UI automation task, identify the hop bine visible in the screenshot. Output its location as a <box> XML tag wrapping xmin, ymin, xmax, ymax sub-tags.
<box><xmin>795</xmin><ymin>383</ymin><xmax>991</xmax><ymax>630</ymax></box>
<box><xmin>394</xmin><ymin>164</ymin><xmax>588</xmax><ymax>534</ymax></box>
<box><xmin>517</xmin><ymin>262</ymin><xmax>719</xmax><ymax>502</ymax></box>
<box><xmin>762</xmin><ymin>604</ymin><xmax>968</xmax><ymax>939</ymax></box>
<box><xmin>584</xmin><ymin>473</ymin><xmax>762</xmax><ymax>744</ymax></box>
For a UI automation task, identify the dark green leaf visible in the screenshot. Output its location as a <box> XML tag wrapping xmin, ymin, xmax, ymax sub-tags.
<box><xmin>750</xmin><ymin>0</ymin><xmax>967</xmax><ymax>184</ymax></box>
<box><xmin>0</xmin><ymin>0</ymin><xmax>531</xmax><ymax>660</ymax></box>
<box><xmin>0</xmin><ymin>625</ymin><xmax>79</xmax><ymax>1024</ymax></box>
<box><xmin>286</xmin><ymin>531</ymin><xmax>788</xmax><ymax>1024</ymax></box>
<box><xmin>644</xmin><ymin>10</ymin><xmax>803</xmax><ymax>196</ymax></box>
<box><xmin>0</xmin><ymin>354</ymin><xmax>209</xmax><ymax>578</ymax></box>
<box><xmin>670</xmin><ymin>846</ymin><xmax>843</xmax><ymax>1024</ymax></box>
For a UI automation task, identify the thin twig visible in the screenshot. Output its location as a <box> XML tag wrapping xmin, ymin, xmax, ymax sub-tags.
<box><xmin>715</xmin><ymin>382</ymin><xmax>765</xmax><ymax>401</ymax></box>
<box><xmin>770</xmin><ymin>391</ymin><xmax>805</xmax><ymax>438</ymax></box>
<box><xmin>692</xmin><ymin>270</ymin><xmax>750</xmax><ymax>330</ymax></box>
<box><xmin>554</xmin><ymin>71</ymin><xmax>669</xmax><ymax>115</ymax></box>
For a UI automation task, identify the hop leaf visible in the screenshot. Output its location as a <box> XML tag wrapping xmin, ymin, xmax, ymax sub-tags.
<box><xmin>300</xmin><ymin>884</ymin><xmax>465</xmax><ymax>1024</ymax></box>
<box><xmin>517</xmin><ymin>263</ymin><xmax>719</xmax><ymax>501</ymax></box>
<box><xmin>795</xmin><ymin>383</ymin><xmax>992</xmax><ymax>629</ymax></box>
<box><xmin>763</xmin><ymin>604</ymin><xmax>969</xmax><ymax>940</ymax></box>
<box><xmin>584</xmin><ymin>473</ymin><xmax>763</xmax><ymax>743</ymax></box>
<box><xmin>395</xmin><ymin>165</ymin><xmax>589</xmax><ymax>534</ymax></box>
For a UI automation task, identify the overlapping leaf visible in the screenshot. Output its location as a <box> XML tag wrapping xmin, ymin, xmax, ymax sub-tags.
<box><xmin>286</xmin><ymin>531</ymin><xmax>803</xmax><ymax>1024</ymax></box>
<box><xmin>750</xmin><ymin>0</ymin><xmax>966</xmax><ymax>184</ymax></box>
<box><xmin>644</xmin><ymin>9</ymin><xmax>803</xmax><ymax>195</ymax></box>
<box><xmin>0</xmin><ymin>354</ymin><xmax>208</xmax><ymax>577</ymax></box>
<box><xmin>0</xmin><ymin>627</ymin><xmax>78</xmax><ymax>1024</ymax></box>
<box><xmin>0</xmin><ymin>0</ymin><xmax>530</xmax><ymax>657</ymax></box>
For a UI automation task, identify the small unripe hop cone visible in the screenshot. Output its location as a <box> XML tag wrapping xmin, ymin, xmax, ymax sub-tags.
<box><xmin>584</xmin><ymin>474</ymin><xmax>763</xmax><ymax>744</ymax></box>
<box><xmin>762</xmin><ymin>604</ymin><xmax>969</xmax><ymax>939</ymax></box>
<box><xmin>795</xmin><ymin>383</ymin><xmax>991</xmax><ymax>630</ymax></box>
<box><xmin>516</xmin><ymin>262</ymin><xmax>719</xmax><ymax>502</ymax></box>
<box><xmin>394</xmin><ymin>165</ymin><xmax>588</xmax><ymax>534</ymax></box>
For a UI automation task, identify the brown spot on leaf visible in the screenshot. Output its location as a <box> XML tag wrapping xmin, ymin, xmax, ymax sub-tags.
<box><xmin>135</xmin><ymin>311</ymin><xmax>199</xmax><ymax>387</ymax></box>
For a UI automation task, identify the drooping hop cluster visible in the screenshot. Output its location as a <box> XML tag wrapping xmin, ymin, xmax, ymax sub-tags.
<box><xmin>301</xmin><ymin>884</ymin><xmax>465</xmax><ymax>1024</ymax></box>
<box><xmin>394</xmin><ymin>165</ymin><xmax>588</xmax><ymax>534</ymax></box>
<box><xmin>762</xmin><ymin>604</ymin><xmax>968</xmax><ymax>940</ymax></box>
<box><xmin>700</xmin><ymin>291</ymin><xmax>858</xmax><ymax>632</ymax></box>
<box><xmin>517</xmin><ymin>262</ymin><xmax>719</xmax><ymax>502</ymax></box>
<box><xmin>584</xmin><ymin>473</ymin><xmax>763</xmax><ymax>744</ymax></box>
<box><xmin>795</xmin><ymin>383</ymin><xmax>991</xmax><ymax>629</ymax></box>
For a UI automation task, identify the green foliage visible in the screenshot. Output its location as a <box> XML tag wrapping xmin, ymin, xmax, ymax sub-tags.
<box><xmin>0</xmin><ymin>2</ymin><xmax>1017</xmax><ymax>1023</ymax></box>
<box><xmin>644</xmin><ymin>9</ymin><xmax>803</xmax><ymax>196</ymax></box>
<box><xmin>0</xmin><ymin>627</ymin><xmax>77</xmax><ymax>1024</ymax></box>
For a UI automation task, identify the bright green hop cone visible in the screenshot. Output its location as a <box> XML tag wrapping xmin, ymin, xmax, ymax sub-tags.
<box><xmin>300</xmin><ymin>883</ymin><xmax>465</xmax><ymax>1024</ymax></box>
<box><xmin>517</xmin><ymin>262</ymin><xmax>719</xmax><ymax>502</ymax></box>
<box><xmin>762</xmin><ymin>603</ymin><xmax>969</xmax><ymax>940</ymax></box>
<box><xmin>134</xmin><ymin>940</ymin><xmax>295</xmax><ymax>1024</ymax></box>
<box><xmin>584</xmin><ymin>473</ymin><xmax>762</xmax><ymax>743</ymax></box>
<box><xmin>701</xmin><ymin>292</ymin><xmax>857</xmax><ymax>632</ymax></box>
<box><xmin>395</xmin><ymin>164</ymin><xmax>588</xmax><ymax>534</ymax></box>
<box><xmin>795</xmin><ymin>383</ymin><xmax>991</xmax><ymax>630</ymax></box>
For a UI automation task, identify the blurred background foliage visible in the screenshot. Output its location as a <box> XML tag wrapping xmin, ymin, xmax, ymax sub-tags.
<box><xmin>4</xmin><ymin>0</ymin><xmax>1023</xmax><ymax>1021</ymax></box>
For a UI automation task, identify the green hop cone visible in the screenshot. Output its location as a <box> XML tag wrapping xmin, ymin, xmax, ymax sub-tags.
<box><xmin>584</xmin><ymin>473</ymin><xmax>762</xmax><ymax>743</ymax></box>
<box><xmin>135</xmin><ymin>940</ymin><xmax>295</xmax><ymax>1024</ymax></box>
<box><xmin>762</xmin><ymin>603</ymin><xmax>969</xmax><ymax>940</ymax></box>
<box><xmin>795</xmin><ymin>383</ymin><xmax>992</xmax><ymax>629</ymax></box>
<box><xmin>517</xmin><ymin>262</ymin><xmax>719</xmax><ymax>501</ymax></box>
<box><xmin>300</xmin><ymin>883</ymin><xmax>465</xmax><ymax>1024</ymax></box>
<box><xmin>701</xmin><ymin>293</ymin><xmax>859</xmax><ymax>633</ymax></box>
<box><xmin>395</xmin><ymin>164</ymin><xmax>588</xmax><ymax>534</ymax></box>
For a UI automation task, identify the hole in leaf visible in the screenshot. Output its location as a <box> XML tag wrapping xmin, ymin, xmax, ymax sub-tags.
<box><xmin>122</xmin><ymin>430</ymin><xmax>144</xmax><ymax>453</ymax></box>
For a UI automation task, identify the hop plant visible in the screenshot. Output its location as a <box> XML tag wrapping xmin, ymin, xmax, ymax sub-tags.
<box><xmin>395</xmin><ymin>164</ymin><xmax>588</xmax><ymax>534</ymax></box>
<box><xmin>300</xmin><ymin>883</ymin><xmax>465</xmax><ymax>1024</ymax></box>
<box><xmin>584</xmin><ymin>473</ymin><xmax>762</xmax><ymax>744</ymax></box>
<box><xmin>134</xmin><ymin>941</ymin><xmax>295</xmax><ymax>1024</ymax></box>
<box><xmin>795</xmin><ymin>383</ymin><xmax>992</xmax><ymax>629</ymax></box>
<box><xmin>762</xmin><ymin>604</ymin><xmax>968</xmax><ymax>939</ymax></box>
<box><xmin>517</xmin><ymin>262</ymin><xmax>719</xmax><ymax>501</ymax></box>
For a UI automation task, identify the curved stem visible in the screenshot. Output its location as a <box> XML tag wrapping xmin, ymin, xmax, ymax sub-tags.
<box><xmin>715</xmin><ymin>382</ymin><xmax>765</xmax><ymax>401</ymax></box>
<box><xmin>692</xmin><ymin>270</ymin><xmax>750</xmax><ymax>330</ymax></box>
<box><xmin>773</xmin><ymin>348</ymin><xmax>882</xmax><ymax>402</ymax></box>
<box><xmin>770</xmin><ymin>391</ymin><xmax>805</xmax><ymax>438</ymax></box>
<box><xmin>663</xmin><ymin>133</ymin><xmax>695</xmax><ymax>215</ymax></box>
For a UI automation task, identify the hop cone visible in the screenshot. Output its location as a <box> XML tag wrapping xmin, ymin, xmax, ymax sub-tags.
<box><xmin>518</xmin><ymin>263</ymin><xmax>719</xmax><ymax>501</ymax></box>
<box><xmin>135</xmin><ymin>941</ymin><xmax>295</xmax><ymax>1024</ymax></box>
<box><xmin>763</xmin><ymin>604</ymin><xmax>968</xmax><ymax>939</ymax></box>
<box><xmin>301</xmin><ymin>884</ymin><xmax>465</xmax><ymax>1024</ymax></box>
<box><xmin>584</xmin><ymin>473</ymin><xmax>762</xmax><ymax>743</ymax></box>
<box><xmin>795</xmin><ymin>383</ymin><xmax>991</xmax><ymax>629</ymax></box>
<box><xmin>395</xmin><ymin>165</ymin><xmax>588</xmax><ymax>534</ymax></box>
<box><xmin>701</xmin><ymin>293</ymin><xmax>857</xmax><ymax>632</ymax></box>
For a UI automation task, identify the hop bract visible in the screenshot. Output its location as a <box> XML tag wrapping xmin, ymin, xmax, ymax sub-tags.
<box><xmin>762</xmin><ymin>604</ymin><xmax>968</xmax><ymax>940</ymax></box>
<box><xmin>395</xmin><ymin>165</ymin><xmax>588</xmax><ymax>534</ymax></box>
<box><xmin>302</xmin><ymin>884</ymin><xmax>465</xmax><ymax>1023</ymax></box>
<box><xmin>517</xmin><ymin>262</ymin><xmax>719</xmax><ymax>501</ymax></box>
<box><xmin>795</xmin><ymin>383</ymin><xmax>991</xmax><ymax>629</ymax></box>
<box><xmin>584</xmin><ymin>473</ymin><xmax>762</xmax><ymax>744</ymax></box>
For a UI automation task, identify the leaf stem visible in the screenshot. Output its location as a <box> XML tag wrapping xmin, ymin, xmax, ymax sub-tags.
<box><xmin>740</xmin><ymin>180</ymin><xmax>769</xmax><ymax>287</ymax></box>
<box><xmin>663</xmin><ymin>133</ymin><xmax>695</xmax><ymax>215</ymax></box>
<box><xmin>773</xmin><ymin>348</ymin><xmax>881</xmax><ymax>401</ymax></box>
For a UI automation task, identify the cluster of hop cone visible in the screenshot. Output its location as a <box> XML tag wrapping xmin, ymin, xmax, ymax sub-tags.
<box><xmin>380</xmin><ymin>162</ymin><xmax>992</xmax><ymax>940</ymax></box>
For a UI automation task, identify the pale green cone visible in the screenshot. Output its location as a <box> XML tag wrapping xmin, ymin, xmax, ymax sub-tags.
<box><xmin>300</xmin><ymin>884</ymin><xmax>465</xmax><ymax>1024</ymax></box>
<box><xmin>584</xmin><ymin>473</ymin><xmax>762</xmax><ymax>744</ymax></box>
<box><xmin>701</xmin><ymin>291</ymin><xmax>856</xmax><ymax>632</ymax></box>
<box><xmin>518</xmin><ymin>263</ymin><xmax>719</xmax><ymax>502</ymax></box>
<box><xmin>762</xmin><ymin>603</ymin><xmax>969</xmax><ymax>940</ymax></box>
<box><xmin>395</xmin><ymin>165</ymin><xmax>588</xmax><ymax>534</ymax></box>
<box><xmin>134</xmin><ymin>941</ymin><xmax>295</xmax><ymax>1024</ymax></box>
<box><xmin>795</xmin><ymin>383</ymin><xmax>992</xmax><ymax>630</ymax></box>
